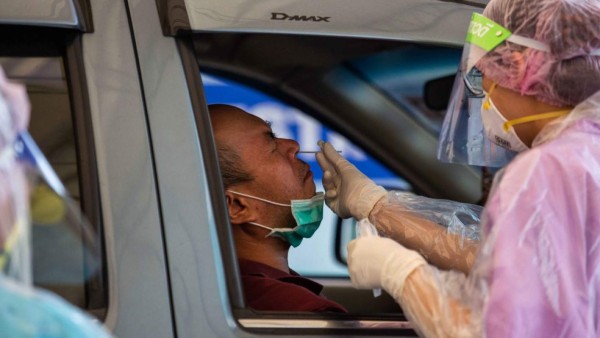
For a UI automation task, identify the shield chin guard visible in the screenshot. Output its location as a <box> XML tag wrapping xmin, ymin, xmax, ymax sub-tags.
<box><xmin>437</xmin><ymin>12</ymin><xmax>538</xmax><ymax>167</ymax></box>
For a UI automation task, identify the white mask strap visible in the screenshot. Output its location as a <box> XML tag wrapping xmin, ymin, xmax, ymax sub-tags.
<box><xmin>507</xmin><ymin>34</ymin><xmax>550</xmax><ymax>52</ymax></box>
<box><xmin>227</xmin><ymin>190</ymin><xmax>291</xmax><ymax>207</ymax></box>
<box><xmin>247</xmin><ymin>222</ymin><xmax>294</xmax><ymax>238</ymax></box>
<box><xmin>507</xmin><ymin>34</ymin><xmax>600</xmax><ymax>56</ymax></box>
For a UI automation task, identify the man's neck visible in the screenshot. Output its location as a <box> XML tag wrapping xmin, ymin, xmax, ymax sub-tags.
<box><xmin>235</xmin><ymin>234</ymin><xmax>290</xmax><ymax>273</ymax></box>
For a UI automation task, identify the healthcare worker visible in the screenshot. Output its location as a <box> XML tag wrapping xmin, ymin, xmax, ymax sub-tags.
<box><xmin>0</xmin><ymin>67</ymin><xmax>113</xmax><ymax>337</ymax></box>
<box><xmin>316</xmin><ymin>0</ymin><xmax>600</xmax><ymax>336</ymax></box>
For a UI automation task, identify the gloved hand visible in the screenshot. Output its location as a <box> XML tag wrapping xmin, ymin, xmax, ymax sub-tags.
<box><xmin>347</xmin><ymin>236</ymin><xmax>426</xmax><ymax>296</ymax></box>
<box><xmin>316</xmin><ymin>141</ymin><xmax>387</xmax><ymax>220</ymax></box>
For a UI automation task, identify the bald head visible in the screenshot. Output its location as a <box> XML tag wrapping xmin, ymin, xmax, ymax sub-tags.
<box><xmin>209</xmin><ymin>104</ymin><xmax>246</xmax><ymax>136</ymax></box>
<box><xmin>209</xmin><ymin>104</ymin><xmax>255</xmax><ymax>189</ymax></box>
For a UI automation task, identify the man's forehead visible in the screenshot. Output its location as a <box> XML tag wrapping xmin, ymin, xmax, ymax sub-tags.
<box><xmin>213</xmin><ymin>108</ymin><xmax>267</xmax><ymax>132</ymax></box>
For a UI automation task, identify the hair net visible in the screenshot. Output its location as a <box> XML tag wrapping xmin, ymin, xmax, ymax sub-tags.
<box><xmin>478</xmin><ymin>0</ymin><xmax>600</xmax><ymax>107</ymax></box>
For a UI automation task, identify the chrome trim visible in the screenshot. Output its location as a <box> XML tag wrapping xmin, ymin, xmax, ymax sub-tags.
<box><xmin>0</xmin><ymin>0</ymin><xmax>79</xmax><ymax>28</ymax></box>
<box><xmin>239</xmin><ymin>318</ymin><xmax>413</xmax><ymax>329</ymax></box>
<box><xmin>182</xmin><ymin>0</ymin><xmax>479</xmax><ymax>46</ymax></box>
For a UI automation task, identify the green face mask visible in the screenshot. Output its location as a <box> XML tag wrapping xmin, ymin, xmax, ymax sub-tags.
<box><xmin>227</xmin><ymin>191</ymin><xmax>325</xmax><ymax>248</ymax></box>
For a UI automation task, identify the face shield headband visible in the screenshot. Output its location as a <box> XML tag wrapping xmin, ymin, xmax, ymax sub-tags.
<box><xmin>435</xmin><ymin>12</ymin><xmax>593</xmax><ymax>167</ymax></box>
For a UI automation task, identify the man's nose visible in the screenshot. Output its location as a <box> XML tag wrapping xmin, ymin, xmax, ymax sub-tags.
<box><xmin>280</xmin><ymin>138</ymin><xmax>300</xmax><ymax>158</ymax></box>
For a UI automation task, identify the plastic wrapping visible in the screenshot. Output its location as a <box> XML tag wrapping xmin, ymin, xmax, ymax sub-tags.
<box><xmin>368</xmin><ymin>192</ymin><xmax>482</xmax><ymax>274</ymax></box>
<box><xmin>370</xmin><ymin>91</ymin><xmax>600</xmax><ymax>337</ymax></box>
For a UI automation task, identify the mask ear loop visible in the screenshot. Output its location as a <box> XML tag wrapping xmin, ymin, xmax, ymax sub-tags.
<box><xmin>247</xmin><ymin>222</ymin><xmax>294</xmax><ymax>239</ymax></box>
<box><xmin>482</xmin><ymin>82</ymin><xmax>497</xmax><ymax>110</ymax></box>
<box><xmin>227</xmin><ymin>190</ymin><xmax>291</xmax><ymax>207</ymax></box>
<box><xmin>502</xmin><ymin>110</ymin><xmax>571</xmax><ymax>132</ymax></box>
<box><xmin>0</xmin><ymin>218</ymin><xmax>26</xmax><ymax>270</ymax></box>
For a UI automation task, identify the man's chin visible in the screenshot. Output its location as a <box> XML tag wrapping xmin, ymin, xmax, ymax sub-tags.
<box><xmin>307</xmin><ymin>181</ymin><xmax>317</xmax><ymax>197</ymax></box>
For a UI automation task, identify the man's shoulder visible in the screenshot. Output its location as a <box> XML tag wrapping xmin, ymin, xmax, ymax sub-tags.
<box><xmin>238</xmin><ymin>259</ymin><xmax>347</xmax><ymax>313</ymax></box>
<box><xmin>238</xmin><ymin>258</ymin><xmax>322</xmax><ymax>293</ymax></box>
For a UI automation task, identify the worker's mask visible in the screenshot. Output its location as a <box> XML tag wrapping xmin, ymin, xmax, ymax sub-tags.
<box><xmin>227</xmin><ymin>191</ymin><xmax>324</xmax><ymax>247</ymax></box>
<box><xmin>481</xmin><ymin>83</ymin><xmax>570</xmax><ymax>153</ymax></box>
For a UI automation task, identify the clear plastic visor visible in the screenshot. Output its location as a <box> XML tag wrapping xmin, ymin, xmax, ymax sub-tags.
<box><xmin>437</xmin><ymin>14</ymin><xmax>517</xmax><ymax>167</ymax></box>
<box><xmin>0</xmin><ymin>132</ymin><xmax>101</xmax><ymax>285</ymax></box>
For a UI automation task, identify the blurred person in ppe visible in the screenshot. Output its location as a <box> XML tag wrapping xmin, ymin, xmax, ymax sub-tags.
<box><xmin>0</xmin><ymin>67</ymin><xmax>112</xmax><ymax>337</ymax></box>
<box><xmin>316</xmin><ymin>0</ymin><xmax>600</xmax><ymax>336</ymax></box>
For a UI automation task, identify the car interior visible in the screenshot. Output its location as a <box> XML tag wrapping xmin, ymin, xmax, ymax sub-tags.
<box><xmin>1</xmin><ymin>28</ymin><xmax>487</xmax><ymax>337</ymax></box>
<box><xmin>1</xmin><ymin>1</ymin><xmax>494</xmax><ymax>336</ymax></box>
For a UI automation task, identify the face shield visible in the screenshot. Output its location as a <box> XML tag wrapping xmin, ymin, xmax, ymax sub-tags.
<box><xmin>0</xmin><ymin>92</ymin><xmax>100</xmax><ymax>287</ymax></box>
<box><xmin>437</xmin><ymin>13</ymin><xmax>522</xmax><ymax>167</ymax></box>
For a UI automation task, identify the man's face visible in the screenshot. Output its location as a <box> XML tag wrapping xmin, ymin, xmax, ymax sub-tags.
<box><xmin>214</xmin><ymin>108</ymin><xmax>316</xmax><ymax>205</ymax></box>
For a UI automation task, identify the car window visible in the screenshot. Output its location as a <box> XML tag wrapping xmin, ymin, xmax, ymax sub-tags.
<box><xmin>200</xmin><ymin>43</ymin><xmax>463</xmax><ymax>278</ymax></box>
<box><xmin>189</xmin><ymin>32</ymin><xmax>478</xmax><ymax>334</ymax></box>
<box><xmin>0</xmin><ymin>35</ymin><xmax>106</xmax><ymax>319</ymax></box>
<box><xmin>349</xmin><ymin>46</ymin><xmax>462</xmax><ymax>134</ymax></box>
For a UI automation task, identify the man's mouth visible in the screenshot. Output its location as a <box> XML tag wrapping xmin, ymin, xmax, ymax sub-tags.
<box><xmin>304</xmin><ymin>168</ymin><xmax>313</xmax><ymax>181</ymax></box>
<box><xmin>301</xmin><ymin>163</ymin><xmax>312</xmax><ymax>181</ymax></box>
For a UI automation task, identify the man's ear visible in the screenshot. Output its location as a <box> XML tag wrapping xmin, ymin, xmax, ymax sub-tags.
<box><xmin>225</xmin><ymin>191</ymin><xmax>256</xmax><ymax>225</ymax></box>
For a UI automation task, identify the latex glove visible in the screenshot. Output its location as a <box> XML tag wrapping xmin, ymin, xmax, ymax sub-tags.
<box><xmin>316</xmin><ymin>141</ymin><xmax>386</xmax><ymax>219</ymax></box>
<box><xmin>347</xmin><ymin>236</ymin><xmax>426</xmax><ymax>295</ymax></box>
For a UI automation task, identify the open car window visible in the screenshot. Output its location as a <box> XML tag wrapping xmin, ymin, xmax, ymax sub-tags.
<box><xmin>181</xmin><ymin>31</ymin><xmax>482</xmax><ymax>336</ymax></box>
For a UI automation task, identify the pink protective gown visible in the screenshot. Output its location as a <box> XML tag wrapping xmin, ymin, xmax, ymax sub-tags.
<box><xmin>368</xmin><ymin>93</ymin><xmax>600</xmax><ymax>337</ymax></box>
<box><xmin>479</xmin><ymin>117</ymin><xmax>600</xmax><ymax>337</ymax></box>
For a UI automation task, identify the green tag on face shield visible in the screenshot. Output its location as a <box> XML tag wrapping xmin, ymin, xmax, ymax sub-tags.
<box><xmin>466</xmin><ymin>13</ymin><xmax>512</xmax><ymax>52</ymax></box>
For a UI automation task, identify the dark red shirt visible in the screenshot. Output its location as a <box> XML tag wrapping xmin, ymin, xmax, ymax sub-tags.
<box><xmin>239</xmin><ymin>259</ymin><xmax>347</xmax><ymax>313</ymax></box>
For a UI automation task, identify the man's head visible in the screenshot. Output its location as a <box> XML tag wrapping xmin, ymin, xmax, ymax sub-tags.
<box><xmin>209</xmin><ymin>104</ymin><xmax>316</xmax><ymax>247</ymax></box>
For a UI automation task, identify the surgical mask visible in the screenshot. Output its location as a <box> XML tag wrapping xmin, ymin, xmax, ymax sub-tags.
<box><xmin>227</xmin><ymin>191</ymin><xmax>324</xmax><ymax>248</ymax></box>
<box><xmin>481</xmin><ymin>84</ymin><xmax>570</xmax><ymax>152</ymax></box>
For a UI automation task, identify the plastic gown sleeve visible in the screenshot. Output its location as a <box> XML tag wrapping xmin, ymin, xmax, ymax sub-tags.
<box><xmin>389</xmin><ymin>264</ymin><xmax>482</xmax><ymax>338</ymax></box>
<box><xmin>369</xmin><ymin>191</ymin><xmax>482</xmax><ymax>274</ymax></box>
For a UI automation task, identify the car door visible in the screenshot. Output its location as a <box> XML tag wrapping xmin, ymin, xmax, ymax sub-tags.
<box><xmin>1</xmin><ymin>1</ymin><xmax>177</xmax><ymax>338</ymax></box>
<box><xmin>2</xmin><ymin>0</ymin><xmax>487</xmax><ymax>337</ymax></box>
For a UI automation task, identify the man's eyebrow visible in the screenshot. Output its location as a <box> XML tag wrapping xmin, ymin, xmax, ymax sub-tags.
<box><xmin>257</xmin><ymin>120</ymin><xmax>277</xmax><ymax>139</ymax></box>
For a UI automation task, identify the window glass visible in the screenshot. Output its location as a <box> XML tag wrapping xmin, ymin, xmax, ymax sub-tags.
<box><xmin>349</xmin><ymin>46</ymin><xmax>462</xmax><ymax>134</ymax></box>
<box><xmin>202</xmin><ymin>72</ymin><xmax>410</xmax><ymax>277</ymax></box>
<box><xmin>0</xmin><ymin>57</ymin><xmax>103</xmax><ymax>314</ymax></box>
